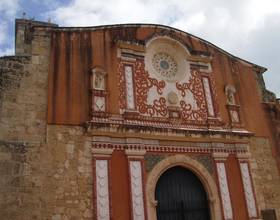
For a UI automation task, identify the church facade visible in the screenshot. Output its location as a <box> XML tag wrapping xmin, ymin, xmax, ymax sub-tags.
<box><xmin>0</xmin><ymin>19</ymin><xmax>280</xmax><ymax>220</ymax></box>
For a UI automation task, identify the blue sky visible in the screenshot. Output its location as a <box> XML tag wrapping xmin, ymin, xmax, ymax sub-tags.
<box><xmin>1</xmin><ymin>0</ymin><xmax>280</xmax><ymax>97</ymax></box>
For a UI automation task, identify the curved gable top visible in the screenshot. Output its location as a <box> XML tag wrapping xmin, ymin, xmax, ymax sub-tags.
<box><xmin>36</xmin><ymin>23</ymin><xmax>267</xmax><ymax>73</ymax></box>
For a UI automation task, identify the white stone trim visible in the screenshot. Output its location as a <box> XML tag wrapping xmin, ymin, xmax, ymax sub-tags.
<box><xmin>124</xmin><ymin>65</ymin><xmax>135</xmax><ymax>110</ymax></box>
<box><xmin>129</xmin><ymin>161</ymin><xmax>145</xmax><ymax>220</ymax></box>
<box><xmin>212</xmin><ymin>152</ymin><xmax>229</xmax><ymax>160</ymax></box>
<box><xmin>95</xmin><ymin>159</ymin><xmax>110</xmax><ymax>220</ymax></box>
<box><xmin>216</xmin><ymin>162</ymin><xmax>233</xmax><ymax>220</ymax></box>
<box><xmin>125</xmin><ymin>149</ymin><xmax>146</xmax><ymax>157</ymax></box>
<box><xmin>92</xmin><ymin>148</ymin><xmax>114</xmax><ymax>157</ymax></box>
<box><xmin>240</xmin><ymin>162</ymin><xmax>257</xmax><ymax>218</ymax></box>
<box><xmin>202</xmin><ymin>76</ymin><xmax>215</xmax><ymax>117</ymax></box>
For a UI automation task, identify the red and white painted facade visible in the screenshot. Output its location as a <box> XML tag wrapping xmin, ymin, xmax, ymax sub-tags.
<box><xmin>46</xmin><ymin>24</ymin><xmax>273</xmax><ymax>220</ymax></box>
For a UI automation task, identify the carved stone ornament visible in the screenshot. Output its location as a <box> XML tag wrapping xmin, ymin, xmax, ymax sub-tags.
<box><xmin>216</xmin><ymin>162</ymin><xmax>233</xmax><ymax>220</ymax></box>
<box><xmin>96</xmin><ymin>160</ymin><xmax>110</xmax><ymax>220</ymax></box>
<box><xmin>129</xmin><ymin>161</ymin><xmax>145</xmax><ymax>220</ymax></box>
<box><xmin>92</xmin><ymin>67</ymin><xmax>107</xmax><ymax>90</ymax></box>
<box><xmin>145</xmin><ymin>36</ymin><xmax>190</xmax><ymax>83</ymax></box>
<box><xmin>125</xmin><ymin>65</ymin><xmax>135</xmax><ymax>110</ymax></box>
<box><xmin>240</xmin><ymin>163</ymin><xmax>257</xmax><ymax>218</ymax></box>
<box><xmin>152</xmin><ymin>52</ymin><xmax>178</xmax><ymax>81</ymax></box>
<box><xmin>229</xmin><ymin>110</ymin><xmax>239</xmax><ymax>123</ymax></box>
<box><xmin>202</xmin><ymin>77</ymin><xmax>215</xmax><ymax>117</ymax></box>
<box><xmin>225</xmin><ymin>85</ymin><xmax>236</xmax><ymax>105</ymax></box>
<box><xmin>94</xmin><ymin>96</ymin><xmax>106</xmax><ymax>112</ymax></box>
<box><xmin>167</xmin><ymin>91</ymin><xmax>179</xmax><ymax>105</ymax></box>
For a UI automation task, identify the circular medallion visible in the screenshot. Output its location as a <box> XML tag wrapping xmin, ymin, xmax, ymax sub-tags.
<box><xmin>167</xmin><ymin>91</ymin><xmax>179</xmax><ymax>105</ymax></box>
<box><xmin>152</xmin><ymin>52</ymin><xmax>178</xmax><ymax>81</ymax></box>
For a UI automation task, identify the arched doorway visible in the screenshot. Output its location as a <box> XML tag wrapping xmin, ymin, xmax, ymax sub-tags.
<box><xmin>146</xmin><ymin>155</ymin><xmax>222</xmax><ymax>220</ymax></box>
<box><xmin>155</xmin><ymin>166</ymin><xmax>210</xmax><ymax>220</ymax></box>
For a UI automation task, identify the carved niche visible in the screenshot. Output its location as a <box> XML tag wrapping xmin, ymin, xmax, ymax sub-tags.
<box><xmin>91</xmin><ymin>67</ymin><xmax>107</xmax><ymax>116</ymax></box>
<box><xmin>225</xmin><ymin>85</ymin><xmax>242</xmax><ymax>126</ymax></box>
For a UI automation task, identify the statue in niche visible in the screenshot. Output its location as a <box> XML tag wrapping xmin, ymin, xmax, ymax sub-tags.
<box><xmin>94</xmin><ymin>72</ymin><xmax>105</xmax><ymax>90</ymax></box>
<box><xmin>225</xmin><ymin>85</ymin><xmax>236</xmax><ymax>105</ymax></box>
<box><xmin>92</xmin><ymin>67</ymin><xmax>106</xmax><ymax>90</ymax></box>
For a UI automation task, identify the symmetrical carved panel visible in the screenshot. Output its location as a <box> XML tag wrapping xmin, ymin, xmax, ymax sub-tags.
<box><xmin>115</xmin><ymin>37</ymin><xmax>222</xmax><ymax>127</ymax></box>
<box><xmin>129</xmin><ymin>161</ymin><xmax>145</xmax><ymax>220</ymax></box>
<box><xmin>93</xmin><ymin>96</ymin><xmax>106</xmax><ymax>112</ymax></box>
<box><xmin>240</xmin><ymin>163</ymin><xmax>257</xmax><ymax>218</ymax></box>
<box><xmin>216</xmin><ymin>162</ymin><xmax>233</xmax><ymax>220</ymax></box>
<box><xmin>95</xmin><ymin>160</ymin><xmax>110</xmax><ymax>220</ymax></box>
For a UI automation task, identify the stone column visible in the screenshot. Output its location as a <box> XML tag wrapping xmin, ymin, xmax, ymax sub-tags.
<box><xmin>92</xmin><ymin>148</ymin><xmax>114</xmax><ymax>220</ymax></box>
<box><xmin>213</xmin><ymin>152</ymin><xmax>233</xmax><ymax>220</ymax></box>
<box><xmin>126</xmin><ymin>150</ymin><xmax>146</xmax><ymax>220</ymax></box>
<box><xmin>237</xmin><ymin>153</ymin><xmax>259</xmax><ymax>219</ymax></box>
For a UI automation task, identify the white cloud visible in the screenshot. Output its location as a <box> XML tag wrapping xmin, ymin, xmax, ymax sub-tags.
<box><xmin>0</xmin><ymin>46</ymin><xmax>14</xmax><ymax>57</ymax></box>
<box><xmin>0</xmin><ymin>22</ymin><xmax>8</xmax><ymax>45</ymax></box>
<box><xmin>0</xmin><ymin>0</ymin><xmax>20</xmax><ymax>56</ymax></box>
<box><xmin>28</xmin><ymin>0</ymin><xmax>280</xmax><ymax>96</ymax></box>
<box><xmin>0</xmin><ymin>0</ymin><xmax>20</xmax><ymax>17</ymax></box>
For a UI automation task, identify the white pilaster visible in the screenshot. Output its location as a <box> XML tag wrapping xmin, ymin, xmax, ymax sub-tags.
<box><xmin>129</xmin><ymin>161</ymin><xmax>145</xmax><ymax>220</ymax></box>
<box><xmin>96</xmin><ymin>160</ymin><xmax>110</xmax><ymax>220</ymax></box>
<box><xmin>216</xmin><ymin>162</ymin><xmax>233</xmax><ymax>220</ymax></box>
<box><xmin>126</xmin><ymin>150</ymin><xmax>146</xmax><ymax>220</ymax></box>
<box><xmin>240</xmin><ymin>162</ymin><xmax>257</xmax><ymax>218</ymax></box>
<box><xmin>124</xmin><ymin>65</ymin><xmax>135</xmax><ymax>110</ymax></box>
<box><xmin>93</xmin><ymin>148</ymin><xmax>113</xmax><ymax>220</ymax></box>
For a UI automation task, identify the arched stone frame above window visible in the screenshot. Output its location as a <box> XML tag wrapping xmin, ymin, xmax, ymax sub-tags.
<box><xmin>146</xmin><ymin>155</ymin><xmax>223</xmax><ymax>220</ymax></box>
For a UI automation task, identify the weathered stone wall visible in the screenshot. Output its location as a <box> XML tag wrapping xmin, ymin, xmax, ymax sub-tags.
<box><xmin>255</xmin><ymin>72</ymin><xmax>276</xmax><ymax>103</ymax></box>
<box><xmin>0</xmin><ymin>51</ymin><xmax>48</xmax><ymax>142</ymax></box>
<box><xmin>43</xmin><ymin>125</ymin><xmax>93</xmax><ymax>220</ymax></box>
<box><xmin>250</xmin><ymin>137</ymin><xmax>280</xmax><ymax>219</ymax></box>
<box><xmin>0</xmin><ymin>26</ymin><xmax>51</xmax><ymax>219</ymax></box>
<box><xmin>0</xmin><ymin>125</ymin><xmax>93</xmax><ymax>220</ymax></box>
<box><xmin>0</xmin><ymin>140</ymin><xmax>43</xmax><ymax>219</ymax></box>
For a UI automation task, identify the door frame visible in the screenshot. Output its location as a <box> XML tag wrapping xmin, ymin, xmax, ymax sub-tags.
<box><xmin>146</xmin><ymin>155</ymin><xmax>223</xmax><ymax>220</ymax></box>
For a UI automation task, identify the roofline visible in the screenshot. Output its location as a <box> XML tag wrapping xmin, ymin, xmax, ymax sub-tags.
<box><xmin>33</xmin><ymin>22</ymin><xmax>267</xmax><ymax>73</ymax></box>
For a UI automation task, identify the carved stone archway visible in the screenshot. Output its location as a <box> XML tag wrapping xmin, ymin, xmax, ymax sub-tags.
<box><xmin>146</xmin><ymin>155</ymin><xmax>223</xmax><ymax>220</ymax></box>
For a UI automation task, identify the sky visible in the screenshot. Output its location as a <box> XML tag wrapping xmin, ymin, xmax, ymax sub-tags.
<box><xmin>0</xmin><ymin>0</ymin><xmax>279</xmax><ymax>97</ymax></box>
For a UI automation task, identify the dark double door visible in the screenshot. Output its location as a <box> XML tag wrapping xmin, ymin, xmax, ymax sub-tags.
<box><xmin>155</xmin><ymin>166</ymin><xmax>210</xmax><ymax>220</ymax></box>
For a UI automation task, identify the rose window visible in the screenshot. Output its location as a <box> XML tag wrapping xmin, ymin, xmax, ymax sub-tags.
<box><xmin>152</xmin><ymin>53</ymin><xmax>178</xmax><ymax>81</ymax></box>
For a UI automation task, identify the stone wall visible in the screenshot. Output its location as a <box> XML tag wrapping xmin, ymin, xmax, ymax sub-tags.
<box><xmin>0</xmin><ymin>26</ymin><xmax>51</xmax><ymax>219</ymax></box>
<box><xmin>0</xmin><ymin>125</ymin><xmax>93</xmax><ymax>220</ymax></box>
<box><xmin>0</xmin><ymin>140</ymin><xmax>44</xmax><ymax>219</ymax></box>
<box><xmin>250</xmin><ymin>137</ymin><xmax>280</xmax><ymax>219</ymax></box>
<box><xmin>255</xmin><ymin>71</ymin><xmax>276</xmax><ymax>103</ymax></box>
<box><xmin>43</xmin><ymin>125</ymin><xmax>93</xmax><ymax>220</ymax></box>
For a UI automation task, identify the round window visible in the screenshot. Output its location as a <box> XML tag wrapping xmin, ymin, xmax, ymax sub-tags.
<box><xmin>152</xmin><ymin>52</ymin><xmax>178</xmax><ymax>81</ymax></box>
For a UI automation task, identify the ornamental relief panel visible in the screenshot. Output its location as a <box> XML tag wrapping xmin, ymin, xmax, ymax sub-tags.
<box><xmin>118</xmin><ymin>58</ymin><xmax>213</xmax><ymax>122</ymax></box>
<box><xmin>117</xmin><ymin>37</ymin><xmax>219</xmax><ymax>124</ymax></box>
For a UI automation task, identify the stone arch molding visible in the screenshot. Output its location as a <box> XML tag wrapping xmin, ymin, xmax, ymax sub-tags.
<box><xmin>146</xmin><ymin>154</ymin><xmax>223</xmax><ymax>220</ymax></box>
<box><xmin>144</xmin><ymin>36</ymin><xmax>191</xmax><ymax>83</ymax></box>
